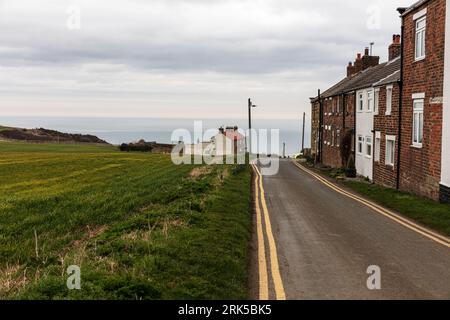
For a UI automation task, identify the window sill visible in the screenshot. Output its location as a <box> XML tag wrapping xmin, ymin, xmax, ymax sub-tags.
<box><xmin>411</xmin><ymin>144</ymin><xmax>423</xmax><ymax>149</ymax></box>
<box><xmin>385</xmin><ymin>112</ymin><xmax>391</xmax><ymax>116</ymax></box>
<box><xmin>414</xmin><ymin>56</ymin><xmax>426</xmax><ymax>62</ymax></box>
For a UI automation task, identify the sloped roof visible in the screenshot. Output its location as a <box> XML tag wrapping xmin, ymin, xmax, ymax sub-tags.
<box><xmin>373</xmin><ymin>70</ymin><xmax>401</xmax><ymax>87</ymax></box>
<box><xmin>312</xmin><ymin>56</ymin><xmax>401</xmax><ymax>101</ymax></box>
<box><xmin>400</xmin><ymin>0</ymin><xmax>431</xmax><ymax>16</ymax></box>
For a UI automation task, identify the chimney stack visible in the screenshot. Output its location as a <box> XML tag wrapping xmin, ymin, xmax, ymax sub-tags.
<box><xmin>389</xmin><ymin>34</ymin><xmax>401</xmax><ymax>60</ymax></box>
<box><xmin>361</xmin><ymin>47</ymin><xmax>380</xmax><ymax>70</ymax></box>
<box><xmin>347</xmin><ymin>62</ymin><xmax>355</xmax><ymax>77</ymax></box>
<box><xmin>346</xmin><ymin>49</ymin><xmax>380</xmax><ymax>77</ymax></box>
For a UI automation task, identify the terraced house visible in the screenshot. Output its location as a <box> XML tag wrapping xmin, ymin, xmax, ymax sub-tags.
<box><xmin>397</xmin><ymin>0</ymin><xmax>448</xmax><ymax>202</ymax></box>
<box><xmin>310</xmin><ymin>40</ymin><xmax>401</xmax><ymax>176</ymax></box>
<box><xmin>310</xmin><ymin>0</ymin><xmax>450</xmax><ymax>203</ymax></box>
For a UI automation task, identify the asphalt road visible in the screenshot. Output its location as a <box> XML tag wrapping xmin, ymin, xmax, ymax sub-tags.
<box><xmin>250</xmin><ymin>159</ymin><xmax>450</xmax><ymax>300</ymax></box>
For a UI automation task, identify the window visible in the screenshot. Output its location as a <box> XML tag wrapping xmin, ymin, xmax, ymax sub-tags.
<box><xmin>412</xmin><ymin>99</ymin><xmax>424</xmax><ymax>147</ymax></box>
<box><xmin>386</xmin><ymin>85</ymin><xmax>393</xmax><ymax>115</ymax></box>
<box><xmin>336</xmin><ymin>130</ymin><xmax>340</xmax><ymax>147</ymax></box>
<box><xmin>374</xmin><ymin>89</ymin><xmax>380</xmax><ymax>115</ymax></box>
<box><xmin>358</xmin><ymin>92</ymin><xmax>364</xmax><ymax>112</ymax></box>
<box><xmin>374</xmin><ymin>132</ymin><xmax>381</xmax><ymax>162</ymax></box>
<box><xmin>367</xmin><ymin>90</ymin><xmax>373</xmax><ymax>112</ymax></box>
<box><xmin>415</xmin><ymin>16</ymin><xmax>426</xmax><ymax>60</ymax></box>
<box><xmin>366</xmin><ymin>136</ymin><xmax>372</xmax><ymax>158</ymax></box>
<box><xmin>336</xmin><ymin>96</ymin><xmax>340</xmax><ymax>114</ymax></box>
<box><xmin>386</xmin><ymin>136</ymin><xmax>396</xmax><ymax>166</ymax></box>
<box><xmin>357</xmin><ymin>135</ymin><xmax>363</xmax><ymax>154</ymax></box>
<box><xmin>332</xmin><ymin>129</ymin><xmax>335</xmax><ymax>146</ymax></box>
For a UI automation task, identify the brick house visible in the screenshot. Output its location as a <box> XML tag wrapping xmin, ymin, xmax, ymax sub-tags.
<box><xmin>310</xmin><ymin>0</ymin><xmax>450</xmax><ymax>204</ymax></box>
<box><xmin>311</xmin><ymin>43</ymin><xmax>400</xmax><ymax>175</ymax></box>
<box><xmin>442</xmin><ymin>0</ymin><xmax>450</xmax><ymax>202</ymax></box>
<box><xmin>310</xmin><ymin>98</ymin><xmax>321</xmax><ymax>161</ymax></box>
<box><xmin>373</xmin><ymin>36</ymin><xmax>402</xmax><ymax>188</ymax></box>
<box><xmin>398</xmin><ymin>0</ymin><xmax>446</xmax><ymax>201</ymax></box>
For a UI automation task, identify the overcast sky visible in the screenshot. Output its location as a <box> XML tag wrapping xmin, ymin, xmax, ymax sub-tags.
<box><xmin>0</xmin><ymin>0</ymin><xmax>412</xmax><ymax>120</ymax></box>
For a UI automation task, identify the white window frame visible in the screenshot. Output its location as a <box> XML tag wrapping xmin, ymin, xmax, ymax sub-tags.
<box><xmin>415</xmin><ymin>16</ymin><xmax>427</xmax><ymax>61</ymax></box>
<box><xmin>367</xmin><ymin>90</ymin><xmax>373</xmax><ymax>112</ymax></box>
<box><xmin>365</xmin><ymin>136</ymin><xmax>372</xmax><ymax>158</ymax></box>
<box><xmin>412</xmin><ymin>98</ymin><xmax>424</xmax><ymax>148</ymax></box>
<box><xmin>357</xmin><ymin>135</ymin><xmax>364</xmax><ymax>155</ymax></box>
<box><xmin>385</xmin><ymin>135</ymin><xmax>396</xmax><ymax>167</ymax></box>
<box><xmin>374</xmin><ymin>131</ymin><xmax>381</xmax><ymax>162</ymax></box>
<box><xmin>358</xmin><ymin>92</ymin><xmax>364</xmax><ymax>112</ymax></box>
<box><xmin>374</xmin><ymin>88</ymin><xmax>380</xmax><ymax>115</ymax></box>
<box><xmin>386</xmin><ymin>85</ymin><xmax>393</xmax><ymax>116</ymax></box>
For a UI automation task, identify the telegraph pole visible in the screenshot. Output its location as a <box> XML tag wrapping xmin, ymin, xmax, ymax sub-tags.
<box><xmin>283</xmin><ymin>142</ymin><xmax>286</xmax><ymax>158</ymax></box>
<box><xmin>301</xmin><ymin>112</ymin><xmax>306</xmax><ymax>154</ymax></box>
<box><xmin>247</xmin><ymin>98</ymin><xmax>257</xmax><ymax>154</ymax></box>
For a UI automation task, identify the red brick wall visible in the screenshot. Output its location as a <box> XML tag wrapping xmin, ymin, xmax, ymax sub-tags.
<box><xmin>310</xmin><ymin>100</ymin><xmax>320</xmax><ymax>158</ymax></box>
<box><xmin>400</xmin><ymin>0</ymin><xmax>445</xmax><ymax>200</ymax></box>
<box><xmin>320</xmin><ymin>93</ymin><xmax>355</xmax><ymax>168</ymax></box>
<box><xmin>373</xmin><ymin>84</ymin><xmax>400</xmax><ymax>188</ymax></box>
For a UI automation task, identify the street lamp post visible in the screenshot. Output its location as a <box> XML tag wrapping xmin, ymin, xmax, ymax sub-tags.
<box><xmin>248</xmin><ymin>98</ymin><xmax>257</xmax><ymax>154</ymax></box>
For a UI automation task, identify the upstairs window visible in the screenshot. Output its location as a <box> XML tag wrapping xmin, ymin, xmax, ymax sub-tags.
<box><xmin>374</xmin><ymin>89</ymin><xmax>380</xmax><ymax>115</ymax></box>
<box><xmin>358</xmin><ymin>92</ymin><xmax>364</xmax><ymax>112</ymax></box>
<box><xmin>415</xmin><ymin>16</ymin><xmax>426</xmax><ymax>60</ymax></box>
<box><xmin>386</xmin><ymin>85</ymin><xmax>393</xmax><ymax>115</ymax></box>
<box><xmin>367</xmin><ymin>90</ymin><xmax>373</xmax><ymax>112</ymax></box>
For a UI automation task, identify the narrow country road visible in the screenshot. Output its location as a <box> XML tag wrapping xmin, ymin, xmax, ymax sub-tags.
<box><xmin>250</xmin><ymin>159</ymin><xmax>450</xmax><ymax>300</ymax></box>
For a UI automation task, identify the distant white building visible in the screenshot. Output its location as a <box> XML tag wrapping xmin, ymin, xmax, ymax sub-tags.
<box><xmin>183</xmin><ymin>126</ymin><xmax>245</xmax><ymax>157</ymax></box>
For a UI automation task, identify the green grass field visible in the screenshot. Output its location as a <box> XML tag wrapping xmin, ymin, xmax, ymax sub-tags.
<box><xmin>0</xmin><ymin>141</ymin><xmax>252</xmax><ymax>300</ymax></box>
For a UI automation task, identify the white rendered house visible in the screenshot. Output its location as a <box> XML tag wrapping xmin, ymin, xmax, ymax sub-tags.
<box><xmin>355</xmin><ymin>87</ymin><xmax>375</xmax><ymax>180</ymax></box>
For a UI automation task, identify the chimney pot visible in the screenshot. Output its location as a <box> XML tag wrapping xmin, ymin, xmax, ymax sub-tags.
<box><xmin>357</xmin><ymin>53</ymin><xmax>362</xmax><ymax>59</ymax></box>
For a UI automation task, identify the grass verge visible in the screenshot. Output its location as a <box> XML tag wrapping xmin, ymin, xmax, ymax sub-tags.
<box><xmin>0</xmin><ymin>141</ymin><xmax>252</xmax><ymax>299</ymax></box>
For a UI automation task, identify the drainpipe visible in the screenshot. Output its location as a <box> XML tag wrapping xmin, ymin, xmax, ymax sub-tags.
<box><xmin>318</xmin><ymin>89</ymin><xmax>323</xmax><ymax>163</ymax></box>
<box><xmin>341</xmin><ymin>93</ymin><xmax>346</xmax><ymax>167</ymax></box>
<box><xmin>396</xmin><ymin>9</ymin><xmax>406</xmax><ymax>190</ymax></box>
<box><xmin>353</xmin><ymin>91</ymin><xmax>357</xmax><ymax>162</ymax></box>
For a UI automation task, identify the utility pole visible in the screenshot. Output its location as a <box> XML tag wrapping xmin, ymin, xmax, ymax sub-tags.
<box><xmin>301</xmin><ymin>112</ymin><xmax>306</xmax><ymax>154</ymax></box>
<box><xmin>247</xmin><ymin>98</ymin><xmax>257</xmax><ymax>154</ymax></box>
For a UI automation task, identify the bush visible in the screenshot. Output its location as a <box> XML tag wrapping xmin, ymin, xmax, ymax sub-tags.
<box><xmin>345</xmin><ymin>154</ymin><xmax>356</xmax><ymax>178</ymax></box>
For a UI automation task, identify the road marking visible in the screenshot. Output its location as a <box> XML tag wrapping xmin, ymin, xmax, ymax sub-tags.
<box><xmin>252</xmin><ymin>164</ymin><xmax>287</xmax><ymax>300</ymax></box>
<box><xmin>254</xmin><ymin>170</ymin><xmax>269</xmax><ymax>300</ymax></box>
<box><xmin>292</xmin><ymin>161</ymin><xmax>450</xmax><ymax>249</ymax></box>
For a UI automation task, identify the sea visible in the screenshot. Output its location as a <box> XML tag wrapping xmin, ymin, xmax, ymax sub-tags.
<box><xmin>0</xmin><ymin>116</ymin><xmax>311</xmax><ymax>157</ymax></box>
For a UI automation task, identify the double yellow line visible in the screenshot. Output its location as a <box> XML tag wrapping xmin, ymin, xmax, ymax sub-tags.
<box><xmin>252</xmin><ymin>164</ymin><xmax>286</xmax><ymax>300</ymax></box>
<box><xmin>292</xmin><ymin>161</ymin><xmax>450</xmax><ymax>249</ymax></box>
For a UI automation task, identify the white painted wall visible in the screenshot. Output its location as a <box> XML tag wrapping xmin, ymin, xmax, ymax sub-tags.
<box><xmin>441</xmin><ymin>1</ymin><xmax>450</xmax><ymax>188</ymax></box>
<box><xmin>355</xmin><ymin>88</ymin><xmax>374</xmax><ymax>180</ymax></box>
